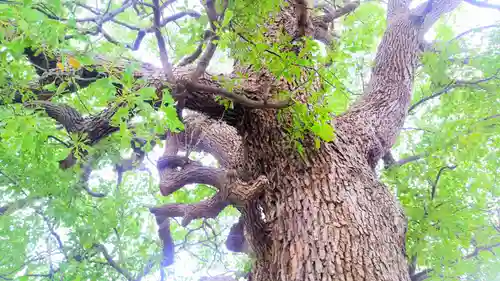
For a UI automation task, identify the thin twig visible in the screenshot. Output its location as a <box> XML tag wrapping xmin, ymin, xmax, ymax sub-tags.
<box><xmin>37</xmin><ymin>211</ymin><xmax>68</xmax><ymax>260</ymax></box>
<box><xmin>431</xmin><ymin>165</ymin><xmax>456</xmax><ymax>200</ymax></box>
<box><xmin>448</xmin><ymin>24</ymin><xmax>500</xmax><ymax>44</ymax></box>
<box><xmin>77</xmin><ymin>0</ymin><xmax>136</xmax><ymax>23</ymax></box>
<box><xmin>409</xmin><ymin>69</ymin><xmax>500</xmax><ymax>113</ymax></box>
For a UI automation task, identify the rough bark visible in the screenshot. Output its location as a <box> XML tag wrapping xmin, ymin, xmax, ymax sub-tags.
<box><xmin>7</xmin><ymin>0</ymin><xmax>465</xmax><ymax>279</ymax></box>
<box><xmin>227</xmin><ymin>1</ymin><xmax>462</xmax><ymax>280</ymax></box>
<box><xmin>144</xmin><ymin>0</ymin><xmax>463</xmax><ymax>279</ymax></box>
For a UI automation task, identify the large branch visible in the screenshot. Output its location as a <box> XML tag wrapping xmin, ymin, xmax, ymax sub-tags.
<box><xmin>27</xmin><ymin>101</ymin><xmax>119</xmax><ymax>168</ymax></box>
<box><xmin>19</xmin><ymin>47</ymin><xmax>292</xmax><ymax>124</ymax></box>
<box><xmin>157</xmin><ymin>154</ymin><xmax>267</xmax><ymax>205</ymax></box>
<box><xmin>177</xmin><ymin>111</ymin><xmax>242</xmax><ymax>168</ymax></box>
<box><xmin>150</xmin><ymin>168</ymin><xmax>267</xmax><ymax>264</ymax></box>
<box><xmin>383</xmin><ymin>152</ymin><xmax>424</xmax><ymax>169</ymax></box>
<box><xmin>157</xmin><ymin>156</ymin><xmax>227</xmax><ymax>195</ymax></box>
<box><xmin>411</xmin><ymin>0</ymin><xmax>464</xmax><ymax>38</ymax></box>
<box><xmin>150</xmin><ymin>192</ymin><xmax>230</xmax><ymax>227</ymax></box>
<box><xmin>26</xmin><ymin>101</ymin><xmax>84</xmax><ymax>133</ymax></box>
<box><xmin>317</xmin><ymin>1</ymin><xmax>360</xmax><ymax>23</ymax></box>
<box><xmin>149</xmin><ymin>110</ymin><xmax>272</xmax><ymax>264</ymax></box>
<box><xmin>337</xmin><ymin>0</ymin><xmax>462</xmax><ymax>168</ymax></box>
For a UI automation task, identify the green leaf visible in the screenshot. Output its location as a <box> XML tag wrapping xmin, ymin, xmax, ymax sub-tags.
<box><xmin>55</xmin><ymin>81</ymin><xmax>68</xmax><ymax>95</ymax></box>
<box><xmin>222</xmin><ymin>9</ymin><xmax>233</xmax><ymax>28</ymax></box>
<box><xmin>311</xmin><ymin>123</ymin><xmax>335</xmax><ymax>142</ymax></box>
<box><xmin>138</xmin><ymin>87</ymin><xmax>157</xmax><ymax>100</ymax></box>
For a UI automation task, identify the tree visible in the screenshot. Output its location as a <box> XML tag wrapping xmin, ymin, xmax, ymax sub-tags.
<box><xmin>0</xmin><ymin>0</ymin><xmax>499</xmax><ymax>280</ymax></box>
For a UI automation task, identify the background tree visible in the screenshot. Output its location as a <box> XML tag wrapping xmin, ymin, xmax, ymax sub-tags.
<box><xmin>0</xmin><ymin>0</ymin><xmax>499</xmax><ymax>280</ymax></box>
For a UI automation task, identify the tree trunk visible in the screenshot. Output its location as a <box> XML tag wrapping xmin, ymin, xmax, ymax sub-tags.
<box><xmin>240</xmin><ymin>113</ymin><xmax>409</xmax><ymax>281</ymax></box>
<box><xmin>17</xmin><ymin>0</ymin><xmax>463</xmax><ymax>279</ymax></box>
<box><xmin>232</xmin><ymin>1</ymin><xmax>461</xmax><ymax>280</ymax></box>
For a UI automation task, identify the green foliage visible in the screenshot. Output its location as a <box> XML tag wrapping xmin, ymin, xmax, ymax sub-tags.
<box><xmin>383</xmin><ymin>19</ymin><xmax>500</xmax><ymax>281</ymax></box>
<box><xmin>0</xmin><ymin>0</ymin><xmax>499</xmax><ymax>280</ymax></box>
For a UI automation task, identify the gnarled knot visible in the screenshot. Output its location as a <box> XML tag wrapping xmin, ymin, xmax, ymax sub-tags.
<box><xmin>229</xmin><ymin>175</ymin><xmax>269</xmax><ymax>205</ymax></box>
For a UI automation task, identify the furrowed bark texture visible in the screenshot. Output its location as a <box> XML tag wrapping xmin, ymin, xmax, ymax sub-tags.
<box><xmin>14</xmin><ymin>0</ymin><xmax>463</xmax><ymax>279</ymax></box>
<box><xmin>226</xmin><ymin>1</ymin><xmax>462</xmax><ymax>280</ymax></box>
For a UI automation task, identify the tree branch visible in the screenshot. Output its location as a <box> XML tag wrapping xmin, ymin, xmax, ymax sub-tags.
<box><xmin>396</xmin><ymin>154</ymin><xmax>424</xmax><ymax>166</ymax></box>
<box><xmin>37</xmin><ymin>211</ymin><xmax>68</xmax><ymax>260</ymax></box>
<box><xmin>94</xmin><ymin>243</ymin><xmax>134</xmax><ymax>281</ymax></box>
<box><xmin>293</xmin><ymin>0</ymin><xmax>313</xmax><ymax>38</ymax></box>
<box><xmin>190</xmin><ymin>0</ymin><xmax>228</xmax><ymax>80</ymax></box>
<box><xmin>447</xmin><ymin>24</ymin><xmax>500</xmax><ymax>44</ymax></box>
<box><xmin>318</xmin><ymin>1</ymin><xmax>360</xmax><ymax>23</ymax></box>
<box><xmin>150</xmin><ymin>192</ymin><xmax>230</xmax><ymax>227</ymax></box>
<box><xmin>411</xmin><ymin>0</ymin><xmax>464</xmax><ymax>38</ymax></box>
<box><xmin>81</xmin><ymin>160</ymin><xmax>107</xmax><ymax>197</ymax></box>
<box><xmin>150</xmin><ymin>112</ymin><xmax>269</xmax><ymax>264</ymax></box>
<box><xmin>152</xmin><ymin>0</ymin><xmax>175</xmax><ymax>82</ymax></box>
<box><xmin>184</xmin><ymin>81</ymin><xmax>292</xmax><ymax>109</ymax></box>
<box><xmin>26</xmin><ymin>101</ymin><xmax>120</xmax><ymax>169</ymax></box>
<box><xmin>387</xmin><ymin>0</ymin><xmax>412</xmax><ymax>20</ymax></box>
<box><xmin>164</xmin><ymin>111</ymin><xmax>243</xmax><ymax>167</ymax></box>
<box><xmin>311</xmin><ymin>1</ymin><xmax>360</xmax><ymax>45</ymax></box>
<box><xmin>409</xmin><ymin>70</ymin><xmax>500</xmax><ymax>113</ymax></box>
<box><xmin>225</xmin><ymin>216</ymin><xmax>249</xmax><ymax>253</ymax></box>
<box><xmin>26</xmin><ymin>101</ymin><xmax>84</xmax><ymax>133</ymax></box>
<box><xmin>384</xmin><ymin>152</ymin><xmax>424</xmax><ymax>169</ymax></box>
<box><xmin>20</xmin><ymin>47</ymin><xmax>261</xmax><ymax>124</ymax></box>
<box><xmin>157</xmin><ymin>155</ymin><xmax>227</xmax><ymax>195</ymax></box>
<box><xmin>430</xmin><ymin>165</ymin><xmax>456</xmax><ymax>200</ymax></box>
<box><xmin>77</xmin><ymin>0</ymin><xmax>136</xmax><ymax>23</ymax></box>
<box><xmin>76</xmin><ymin>3</ymin><xmax>141</xmax><ymax>30</ymax></box>
<box><xmin>0</xmin><ymin>198</ymin><xmax>38</xmax><ymax>216</ymax></box>
<box><xmin>154</xmin><ymin>215</ymin><xmax>175</xmax><ymax>266</ymax></box>
<box><xmin>411</xmin><ymin>242</ymin><xmax>500</xmax><ymax>281</ymax></box>
<box><xmin>125</xmin><ymin>10</ymin><xmax>202</xmax><ymax>50</ymax></box>
<box><xmin>337</xmin><ymin>0</ymin><xmax>462</xmax><ymax>169</ymax></box>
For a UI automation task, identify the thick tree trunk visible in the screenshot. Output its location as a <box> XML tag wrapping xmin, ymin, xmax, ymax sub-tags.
<box><xmin>16</xmin><ymin>0</ymin><xmax>462</xmax><ymax>279</ymax></box>
<box><xmin>233</xmin><ymin>9</ymin><xmax>416</xmax><ymax>281</ymax></box>
<box><xmin>234</xmin><ymin>1</ymin><xmax>461</xmax><ymax>280</ymax></box>
<box><xmin>240</xmin><ymin>115</ymin><xmax>409</xmax><ymax>281</ymax></box>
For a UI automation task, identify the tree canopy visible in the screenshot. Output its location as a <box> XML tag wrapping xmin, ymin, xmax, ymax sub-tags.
<box><xmin>0</xmin><ymin>0</ymin><xmax>499</xmax><ymax>280</ymax></box>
